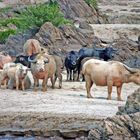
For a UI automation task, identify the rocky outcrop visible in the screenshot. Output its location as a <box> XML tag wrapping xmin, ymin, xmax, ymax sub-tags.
<box><xmin>35</xmin><ymin>22</ymin><xmax>96</xmax><ymax>56</ymax></box>
<box><xmin>88</xmin><ymin>88</ymin><xmax>140</xmax><ymax>140</ymax></box>
<box><xmin>0</xmin><ymin>28</ymin><xmax>39</xmax><ymax>54</ymax></box>
<box><xmin>58</xmin><ymin>0</ymin><xmax>108</xmax><ymax>24</ymax></box>
<box><xmin>111</xmin><ymin>35</ymin><xmax>140</xmax><ymax>68</ymax></box>
<box><xmin>98</xmin><ymin>0</ymin><xmax>140</xmax><ymax>24</ymax></box>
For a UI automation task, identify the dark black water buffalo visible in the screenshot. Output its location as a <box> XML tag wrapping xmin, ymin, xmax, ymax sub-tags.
<box><xmin>78</xmin><ymin>47</ymin><xmax>117</xmax><ymax>61</ymax></box>
<box><xmin>65</xmin><ymin>51</ymin><xmax>80</xmax><ymax>81</ymax></box>
<box><xmin>14</xmin><ymin>54</ymin><xmax>38</xmax><ymax>68</ymax></box>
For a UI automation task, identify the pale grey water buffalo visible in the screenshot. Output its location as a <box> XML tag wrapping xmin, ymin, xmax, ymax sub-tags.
<box><xmin>82</xmin><ymin>59</ymin><xmax>140</xmax><ymax>101</ymax></box>
<box><xmin>28</xmin><ymin>53</ymin><xmax>56</xmax><ymax>92</ymax></box>
<box><xmin>0</xmin><ymin>63</ymin><xmax>30</xmax><ymax>90</ymax></box>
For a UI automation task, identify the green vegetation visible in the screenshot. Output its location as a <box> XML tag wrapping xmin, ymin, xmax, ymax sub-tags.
<box><xmin>84</xmin><ymin>0</ymin><xmax>98</xmax><ymax>9</ymax></box>
<box><xmin>0</xmin><ymin>29</ymin><xmax>16</xmax><ymax>43</ymax></box>
<box><xmin>0</xmin><ymin>1</ymin><xmax>70</xmax><ymax>43</ymax></box>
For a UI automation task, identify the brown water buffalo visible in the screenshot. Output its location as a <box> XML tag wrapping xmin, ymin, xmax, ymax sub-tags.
<box><xmin>82</xmin><ymin>59</ymin><xmax>140</xmax><ymax>101</ymax></box>
<box><xmin>53</xmin><ymin>55</ymin><xmax>64</xmax><ymax>88</ymax></box>
<box><xmin>23</xmin><ymin>39</ymin><xmax>41</xmax><ymax>56</ymax></box>
<box><xmin>28</xmin><ymin>53</ymin><xmax>56</xmax><ymax>92</ymax></box>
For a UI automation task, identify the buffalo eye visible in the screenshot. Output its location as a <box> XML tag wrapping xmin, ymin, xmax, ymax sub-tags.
<box><xmin>44</xmin><ymin>59</ymin><xmax>49</xmax><ymax>63</ymax></box>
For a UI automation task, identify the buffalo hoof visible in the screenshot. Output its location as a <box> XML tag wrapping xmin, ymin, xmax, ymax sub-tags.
<box><xmin>34</xmin><ymin>88</ymin><xmax>38</xmax><ymax>92</ymax></box>
<box><xmin>87</xmin><ymin>95</ymin><xmax>93</xmax><ymax>98</ymax></box>
<box><xmin>107</xmin><ymin>97</ymin><xmax>111</xmax><ymax>100</ymax></box>
<box><xmin>117</xmin><ymin>98</ymin><xmax>123</xmax><ymax>101</ymax></box>
<box><xmin>42</xmin><ymin>88</ymin><xmax>47</xmax><ymax>92</ymax></box>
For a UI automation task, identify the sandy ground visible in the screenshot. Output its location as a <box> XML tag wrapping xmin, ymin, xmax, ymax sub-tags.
<box><xmin>0</xmin><ymin>71</ymin><xmax>139</xmax><ymax>119</ymax></box>
<box><xmin>0</xmin><ymin>71</ymin><xmax>139</xmax><ymax>133</ymax></box>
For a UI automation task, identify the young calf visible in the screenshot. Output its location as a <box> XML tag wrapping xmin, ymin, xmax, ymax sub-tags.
<box><xmin>0</xmin><ymin>63</ymin><xmax>30</xmax><ymax>90</ymax></box>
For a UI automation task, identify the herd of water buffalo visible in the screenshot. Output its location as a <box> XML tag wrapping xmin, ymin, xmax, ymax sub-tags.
<box><xmin>0</xmin><ymin>38</ymin><xmax>140</xmax><ymax>101</ymax></box>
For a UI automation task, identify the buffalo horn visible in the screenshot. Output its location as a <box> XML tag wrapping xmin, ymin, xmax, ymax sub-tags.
<box><xmin>123</xmin><ymin>64</ymin><xmax>139</xmax><ymax>73</ymax></box>
<box><xmin>28</xmin><ymin>56</ymin><xmax>37</xmax><ymax>63</ymax></box>
<box><xmin>44</xmin><ymin>58</ymin><xmax>49</xmax><ymax>63</ymax></box>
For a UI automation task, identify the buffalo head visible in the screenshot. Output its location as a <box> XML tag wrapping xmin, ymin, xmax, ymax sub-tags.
<box><xmin>28</xmin><ymin>54</ymin><xmax>49</xmax><ymax>72</ymax></box>
<box><xmin>66</xmin><ymin>51</ymin><xmax>80</xmax><ymax>67</ymax></box>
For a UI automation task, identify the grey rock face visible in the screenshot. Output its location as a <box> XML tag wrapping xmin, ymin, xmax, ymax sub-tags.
<box><xmin>88</xmin><ymin>89</ymin><xmax>140</xmax><ymax>140</ymax></box>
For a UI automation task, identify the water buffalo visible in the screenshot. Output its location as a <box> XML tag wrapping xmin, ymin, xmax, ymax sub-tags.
<box><xmin>78</xmin><ymin>47</ymin><xmax>117</xmax><ymax>61</ymax></box>
<box><xmin>23</xmin><ymin>39</ymin><xmax>41</xmax><ymax>56</ymax></box>
<box><xmin>82</xmin><ymin>59</ymin><xmax>140</xmax><ymax>101</ymax></box>
<box><xmin>0</xmin><ymin>52</ymin><xmax>13</xmax><ymax>69</ymax></box>
<box><xmin>0</xmin><ymin>63</ymin><xmax>30</xmax><ymax>90</ymax></box>
<box><xmin>53</xmin><ymin>55</ymin><xmax>64</xmax><ymax>88</ymax></box>
<box><xmin>14</xmin><ymin>54</ymin><xmax>38</xmax><ymax>68</ymax></box>
<box><xmin>65</xmin><ymin>51</ymin><xmax>80</xmax><ymax>81</ymax></box>
<box><xmin>28</xmin><ymin>53</ymin><xmax>56</xmax><ymax>92</ymax></box>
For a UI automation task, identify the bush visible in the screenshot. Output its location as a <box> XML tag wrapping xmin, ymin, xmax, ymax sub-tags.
<box><xmin>84</xmin><ymin>0</ymin><xmax>98</xmax><ymax>9</ymax></box>
<box><xmin>0</xmin><ymin>1</ymin><xmax>71</xmax><ymax>42</ymax></box>
<box><xmin>0</xmin><ymin>29</ymin><xmax>16</xmax><ymax>43</ymax></box>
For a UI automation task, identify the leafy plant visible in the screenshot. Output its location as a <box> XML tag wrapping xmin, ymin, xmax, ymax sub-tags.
<box><xmin>84</xmin><ymin>0</ymin><xmax>98</xmax><ymax>9</ymax></box>
<box><xmin>0</xmin><ymin>29</ymin><xmax>16</xmax><ymax>43</ymax></box>
<box><xmin>0</xmin><ymin>1</ymin><xmax>71</xmax><ymax>42</ymax></box>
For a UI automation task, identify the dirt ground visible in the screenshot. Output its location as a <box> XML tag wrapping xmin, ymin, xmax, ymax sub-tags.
<box><xmin>0</xmin><ymin>72</ymin><xmax>139</xmax><ymax>136</ymax></box>
<box><xmin>0</xmin><ymin>71</ymin><xmax>139</xmax><ymax>119</ymax></box>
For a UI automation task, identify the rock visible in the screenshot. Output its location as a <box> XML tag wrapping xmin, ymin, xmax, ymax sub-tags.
<box><xmin>0</xmin><ymin>28</ymin><xmax>39</xmax><ymax>54</ymax></box>
<box><xmin>58</xmin><ymin>0</ymin><xmax>107</xmax><ymax>24</ymax></box>
<box><xmin>98</xmin><ymin>0</ymin><xmax>140</xmax><ymax>24</ymax></box>
<box><xmin>117</xmin><ymin>89</ymin><xmax>140</xmax><ymax>115</ymax></box>
<box><xmin>35</xmin><ymin>22</ymin><xmax>96</xmax><ymax>56</ymax></box>
<box><xmin>88</xmin><ymin>128</ymin><xmax>103</xmax><ymax>140</ymax></box>
<box><xmin>88</xmin><ymin>88</ymin><xmax>140</xmax><ymax>140</ymax></box>
<box><xmin>110</xmin><ymin>36</ymin><xmax>140</xmax><ymax>68</ymax></box>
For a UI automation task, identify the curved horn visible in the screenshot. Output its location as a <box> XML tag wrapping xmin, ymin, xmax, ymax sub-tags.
<box><xmin>28</xmin><ymin>56</ymin><xmax>37</xmax><ymax>63</ymax></box>
<box><xmin>123</xmin><ymin>64</ymin><xmax>139</xmax><ymax>73</ymax></box>
<box><xmin>44</xmin><ymin>58</ymin><xmax>49</xmax><ymax>63</ymax></box>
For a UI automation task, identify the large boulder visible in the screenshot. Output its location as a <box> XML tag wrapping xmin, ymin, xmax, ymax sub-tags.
<box><xmin>58</xmin><ymin>0</ymin><xmax>108</xmax><ymax>24</ymax></box>
<box><xmin>111</xmin><ymin>35</ymin><xmax>140</xmax><ymax>68</ymax></box>
<box><xmin>35</xmin><ymin>22</ymin><xmax>96</xmax><ymax>56</ymax></box>
<box><xmin>88</xmin><ymin>88</ymin><xmax>140</xmax><ymax>140</ymax></box>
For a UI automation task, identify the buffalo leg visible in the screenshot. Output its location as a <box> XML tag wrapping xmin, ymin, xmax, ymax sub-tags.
<box><xmin>85</xmin><ymin>75</ymin><xmax>93</xmax><ymax>98</ymax></box>
<box><xmin>50</xmin><ymin>75</ymin><xmax>55</xmax><ymax>89</ymax></box>
<box><xmin>15</xmin><ymin>77</ymin><xmax>19</xmax><ymax>90</ymax></box>
<box><xmin>66</xmin><ymin>68</ymin><xmax>69</xmax><ymax>81</ymax></box>
<box><xmin>73</xmin><ymin>70</ymin><xmax>77</xmax><ymax>81</ymax></box>
<box><xmin>117</xmin><ymin>85</ymin><xmax>122</xmax><ymax>101</ymax></box>
<box><xmin>42</xmin><ymin>78</ymin><xmax>47</xmax><ymax>92</ymax></box>
<box><xmin>70</xmin><ymin>70</ymin><xmax>72</xmax><ymax>81</ymax></box>
<box><xmin>33</xmin><ymin>77</ymin><xmax>38</xmax><ymax>92</ymax></box>
<box><xmin>77</xmin><ymin>69</ymin><xmax>80</xmax><ymax>81</ymax></box>
<box><xmin>16</xmin><ymin>80</ymin><xmax>19</xmax><ymax>90</ymax></box>
<box><xmin>3</xmin><ymin>79</ymin><xmax>8</xmax><ymax>89</ymax></box>
<box><xmin>107</xmin><ymin>82</ymin><xmax>113</xmax><ymax>100</ymax></box>
<box><xmin>21</xmin><ymin>80</ymin><xmax>25</xmax><ymax>91</ymax></box>
<box><xmin>57</xmin><ymin>73</ymin><xmax>62</xmax><ymax>89</ymax></box>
